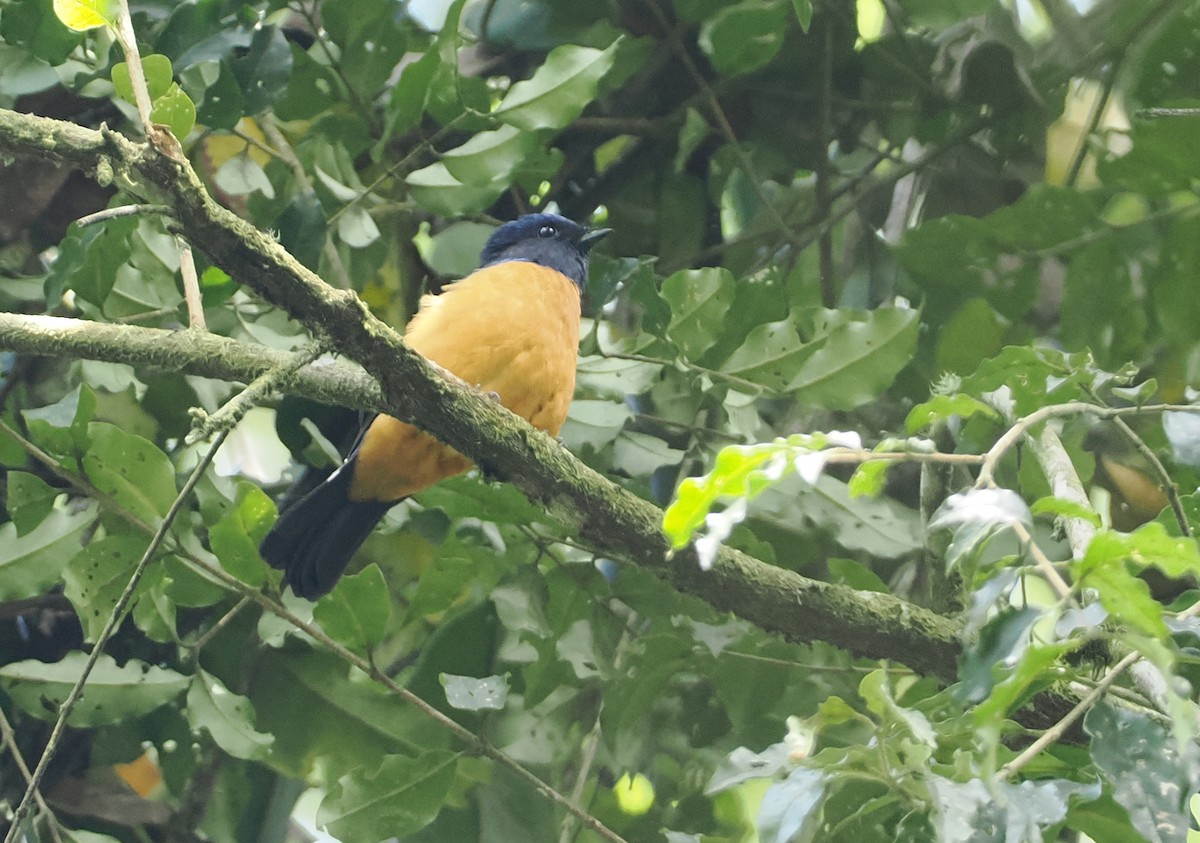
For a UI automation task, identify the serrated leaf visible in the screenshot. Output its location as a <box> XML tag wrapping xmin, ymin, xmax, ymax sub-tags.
<box><xmin>0</xmin><ymin>653</ymin><xmax>187</xmax><ymax>726</ymax></box>
<box><xmin>186</xmin><ymin>668</ymin><xmax>273</xmax><ymax>761</ymax></box>
<box><xmin>494</xmin><ymin>41</ymin><xmax>619</xmax><ymax>131</ymax></box>
<box><xmin>53</xmin><ymin>0</ymin><xmax>115</xmax><ymax>31</ymax></box>
<box><xmin>319</xmin><ymin>751</ymin><xmax>458</xmax><ymax>842</ymax></box>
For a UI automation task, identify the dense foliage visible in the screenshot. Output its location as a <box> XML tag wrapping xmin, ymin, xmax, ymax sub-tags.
<box><xmin>3</xmin><ymin>0</ymin><xmax>1200</xmax><ymax>841</ymax></box>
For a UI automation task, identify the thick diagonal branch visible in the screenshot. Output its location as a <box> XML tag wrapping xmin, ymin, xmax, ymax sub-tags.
<box><xmin>0</xmin><ymin>108</ymin><xmax>964</xmax><ymax>683</ymax></box>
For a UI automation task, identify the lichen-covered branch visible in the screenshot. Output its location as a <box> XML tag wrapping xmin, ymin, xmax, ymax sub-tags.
<box><xmin>0</xmin><ymin>107</ymin><xmax>967</xmax><ymax>683</ymax></box>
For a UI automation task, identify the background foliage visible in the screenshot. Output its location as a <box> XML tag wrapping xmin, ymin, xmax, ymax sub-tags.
<box><xmin>3</xmin><ymin>0</ymin><xmax>1200</xmax><ymax>841</ymax></box>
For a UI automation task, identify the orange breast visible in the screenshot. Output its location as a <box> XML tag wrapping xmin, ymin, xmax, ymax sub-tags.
<box><xmin>349</xmin><ymin>261</ymin><xmax>581</xmax><ymax>503</ymax></box>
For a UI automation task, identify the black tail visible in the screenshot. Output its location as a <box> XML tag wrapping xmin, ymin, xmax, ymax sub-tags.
<box><xmin>260</xmin><ymin>461</ymin><xmax>394</xmax><ymax>600</ymax></box>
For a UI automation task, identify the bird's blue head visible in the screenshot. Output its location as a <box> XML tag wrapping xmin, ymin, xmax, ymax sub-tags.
<box><xmin>479</xmin><ymin>213</ymin><xmax>612</xmax><ymax>290</ymax></box>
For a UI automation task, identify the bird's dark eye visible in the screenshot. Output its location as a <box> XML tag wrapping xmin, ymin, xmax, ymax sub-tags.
<box><xmin>538</xmin><ymin>225</ymin><xmax>556</xmax><ymax>239</ymax></box>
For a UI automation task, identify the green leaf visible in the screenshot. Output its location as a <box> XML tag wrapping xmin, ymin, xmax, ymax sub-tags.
<box><xmin>314</xmin><ymin>565</ymin><xmax>392</xmax><ymax>653</ymax></box>
<box><xmin>1086</xmin><ymin>702</ymin><xmax>1198</xmax><ymax>843</ymax></box>
<box><xmin>405</xmin><ymin>162</ymin><xmax>507</xmax><ymax>216</ymax></box>
<box><xmin>1</xmin><ymin>0</ymin><xmax>81</xmax><ymax>64</ymax></box>
<box><xmin>149</xmin><ymin>82</ymin><xmax>197</xmax><ymax>138</ymax></box>
<box><xmin>662</xmin><ymin>267</ymin><xmax>736</xmax><ymax>360</ymax></box>
<box><xmin>905</xmin><ymin>393</ymin><xmax>999</xmax><ymax>432</ymax></box>
<box><xmin>612</xmin><ymin>431</ymin><xmax>685</xmax><ymax>476</ymax></box>
<box><xmin>251</xmin><ymin>645</ymin><xmax>439</xmax><ymax>777</ymax></box>
<box><xmin>111</xmin><ymin>54</ymin><xmax>174</xmax><ymax>103</ymax></box>
<box><xmin>6</xmin><ymin>471</ymin><xmax>60</xmax><ymax>536</ymax></box>
<box><xmin>674</xmin><ymin>107</ymin><xmax>711</xmax><ymax>173</ymax></box>
<box><xmin>440</xmin><ymin>673</ymin><xmax>508</xmax><ymax>711</ymax></box>
<box><xmin>63</xmin><ymin>533</ymin><xmax>146</xmax><ymax>642</ymax></box>
<box><xmin>214</xmin><ymin>155</ymin><xmax>274</xmax><ymax>198</ymax></box>
<box><xmin>786</xmin><ymin>308</ymin><xmax>920</xmax><ymax>409</ymax></box>
<box><xmin>791</xmin><ymin>0</ymin><xmax>813</xmax><ymax>30</ymax></box>
<box><xmin>0</xmin><ymin>653</ymin><xmax>187</xmax><ymax>727</ymax></box>
<box><xmin>756</xmin><ymin>767</ymin><xmax>826</xmax><ymax>843</ymax></box>
<box><xmin>229</xmin><ymin>25</ymin><xmax>292</xmax><ymax>114</ymax></box>
<box><xmin>720</xmin><ymin>316</ymin><xmax>819</xmax><ymax>391</ymax></box>
<box><xmin>0</xmin><ymin>501</ymin><xmax>96</xmax><ymax>601</ymax></box>
<box><xmin>52</xmin><ymin>0</ymin><xmax>115</xmax><ymax>31</ymax></box>
<box><xmin>560</xmin><ymin>399</ymin><xmax>633</xmax><ymax>451</ymax></box>
<box><xmin>83</xmin><ymin>422</ymin><xmax>176</xmax><ymax>525</ymax></box>
<box><xmin>209</xmin><ymin>482</ymin><xmax>274</xmax><ymax>585</ymax></box>
<box><xmin>186</xmin><ymin>668</ymin><xmax>273</xmax><ymax>761</ymax></box>
<box><xmin>827</xmin><ymin>557</ymin><xmax>889</xmax><ymax>592</ymax></box>
<box><xmin>494</xmin><ymin>41</ymin><xmax>620</xmax><ymax>131</ymax></box>
<box><xmin>319</xmin><ymin>751</ymin><xmax>458</xmax><ymax>841</ymax></box>
<box><xmin>699</xmin><ymin>0</ymin><xmax>789</xmax><ymax>76</ymax></box>
<box><xmin>440</xmin><ymin>125</ymin><xmax>541</xmax><ymax>186</ymax></box>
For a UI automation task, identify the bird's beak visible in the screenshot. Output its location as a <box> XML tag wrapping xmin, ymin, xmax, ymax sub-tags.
<box><xmin>579</xmin><ymin>227</ymin><xmax>613</xmax><ymax>251</ymax></box>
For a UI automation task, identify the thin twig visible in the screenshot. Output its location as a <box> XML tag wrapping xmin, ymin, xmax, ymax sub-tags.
<box><xmin>259</xmin><ymin>116</ymin><xmax>353</xmax><ymax>290</ymax></box>
<box><xmin>186</xmin><ymin>596</ymin><xmax>252</xmax><ymax>658</ymax></box>
<box><xmin>113</xmin><ymin>0</ymin><xmax>153</xmax><ymax>135</ymax></box>
<box><xmin>1012</xmin><ymin>521</ymin><xmax>1074</xmax><ymax>600</ymax></box>
<box><xmin>185</xmin><ymin>343</ymin><xmax>323</xmax><ymax>444</ymax></box>
<box><xmin>76</xmin><ymin>204</ymin><xmax>171</xmax><ymax>227</ymax></box>
<box><xmin>816</xmin><ymin>14</ymin><xmax>836</xmax><ymax>307</ymax></box>
<box><xmin>3</xmin><ymin>429</ymin><xmax>231</xmax><ymax>843</ymax></box>
<box><xmin>178</xmin><ymin>241</ymin><xmax>207</xmax><ymax>330</ymax></box>
<box><xmin>0</xmin><ymin>421</ymin><xmax>630</xmax><ymax>843</ymax></box>
<box><xmin>0</xmin><ymin>705</ymin><xmax>64</xmax><ymax>843</ymax></box>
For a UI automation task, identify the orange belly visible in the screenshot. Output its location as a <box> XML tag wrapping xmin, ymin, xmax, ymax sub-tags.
<box><xmin>349</xmin><ymin>261</ymin><xmax>581</xmax><ymax>503</ymax></box>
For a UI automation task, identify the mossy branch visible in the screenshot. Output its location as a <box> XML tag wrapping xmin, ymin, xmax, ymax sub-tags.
<box><xmin>0</xmin><ymin>107</ymin><xmax>970</xmax><ymax>686</ymax></box>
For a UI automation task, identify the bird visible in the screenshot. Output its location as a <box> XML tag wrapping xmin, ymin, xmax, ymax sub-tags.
<box><xmin>260</xmin><ymin>212</ymin><xmax>611</xmax><ymax>599</ymax></box>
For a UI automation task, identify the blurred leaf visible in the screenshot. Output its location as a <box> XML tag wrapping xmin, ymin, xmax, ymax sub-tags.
<box><xmin>1086</xmin><ymin>702</ymin><xmax>1199</xmax><ymax>843</ymax></box>
<box><xmin>314</xmin><ymin>564</ymin><xmax>392</xmax><ymax>653</ymax></box>
<box><xmin>494</xmin><ymin>41</ymin><xmax>620</xmax><ymax>131</ymax></box>
<box><xmin>319</xmin><ymin>751</ymin><xmax>458</xmax><ymax>842</ymax></box>
<box><xmin>756</xmin><ymin>767</ymin><xmax>826</xmax><ymax>843</ymax></box>
<box><xmin>707</xmin><ymin>743</ymin><xmax>792</xmax><ymax>794</ymax></box>
<box><xmin>0</xmin><ymin>653</ymin><xmax>187</xmax><ymax>727</ymax></box>
<box><xmin>786</xmin><ymin>308</ymin><xmax>920</xmax><ymax>409</ymax></box>
<box><xmin>441</xmin><ymin>125</ymin><xmax>541</xmax><ymax>185</ymax></box>
<box><xmin>6</xmin><ymin>471</ymin><xmax>60</xmax><ymax>536</ymax></box>
<box><xmin>0</xmin><ymin>500</ymin><xmax>96</xmax><ymax>601</ymax></box>
<box><xmin>662</xmin><ymin>267</ymin><xmax>736</xmax><ymax>360</ymax></box>
<box><xmin>112</xmin><ymin>54</ymin><xmax>174</xmax><ymax>102</ymax></box>
<box><xmin>215</xmin><ymin>155</ymin><xmax>274</xmax><ymax>197</ymax></box>
<box><xmin>406</xmin><ymin>162</ymin><xmax>507</xmax><ymax>216</ymax></box>
<box><xmin>827</xmin><ymin>557</ymin><xmax>888</xmax><ymax>592</ymax></box>
<box><xmin>187</xmin><ymin>668</ymin><xmax>273</xmax><ymax>761</ymax></box>
<box><xmin>52</xmin><ymin>0</ymin><xmax>115</xmax><ymax>31</ymax></box>
<box><xmin>700</xmin><ymin>0</ymin><xmax>789</xmax><ymax>76</ymax></box>
<box><xmin>441</xmin><ymin>673</ymin><xmax>508</xmax><ymax>711</ymax></box>
<box><xmin>3</xmin><ymin>0</ymin><xmax>81</xmax><ymax>63</ymax></box>
<box><xmin>209</xmin><ymin>481</ymin><xmax>273</xmax><ymax>585</ymax></box>
<box><xmin>229</xmin><ymin>24</ymin><xmax>291</xmax><ymax>114</ymax></box>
